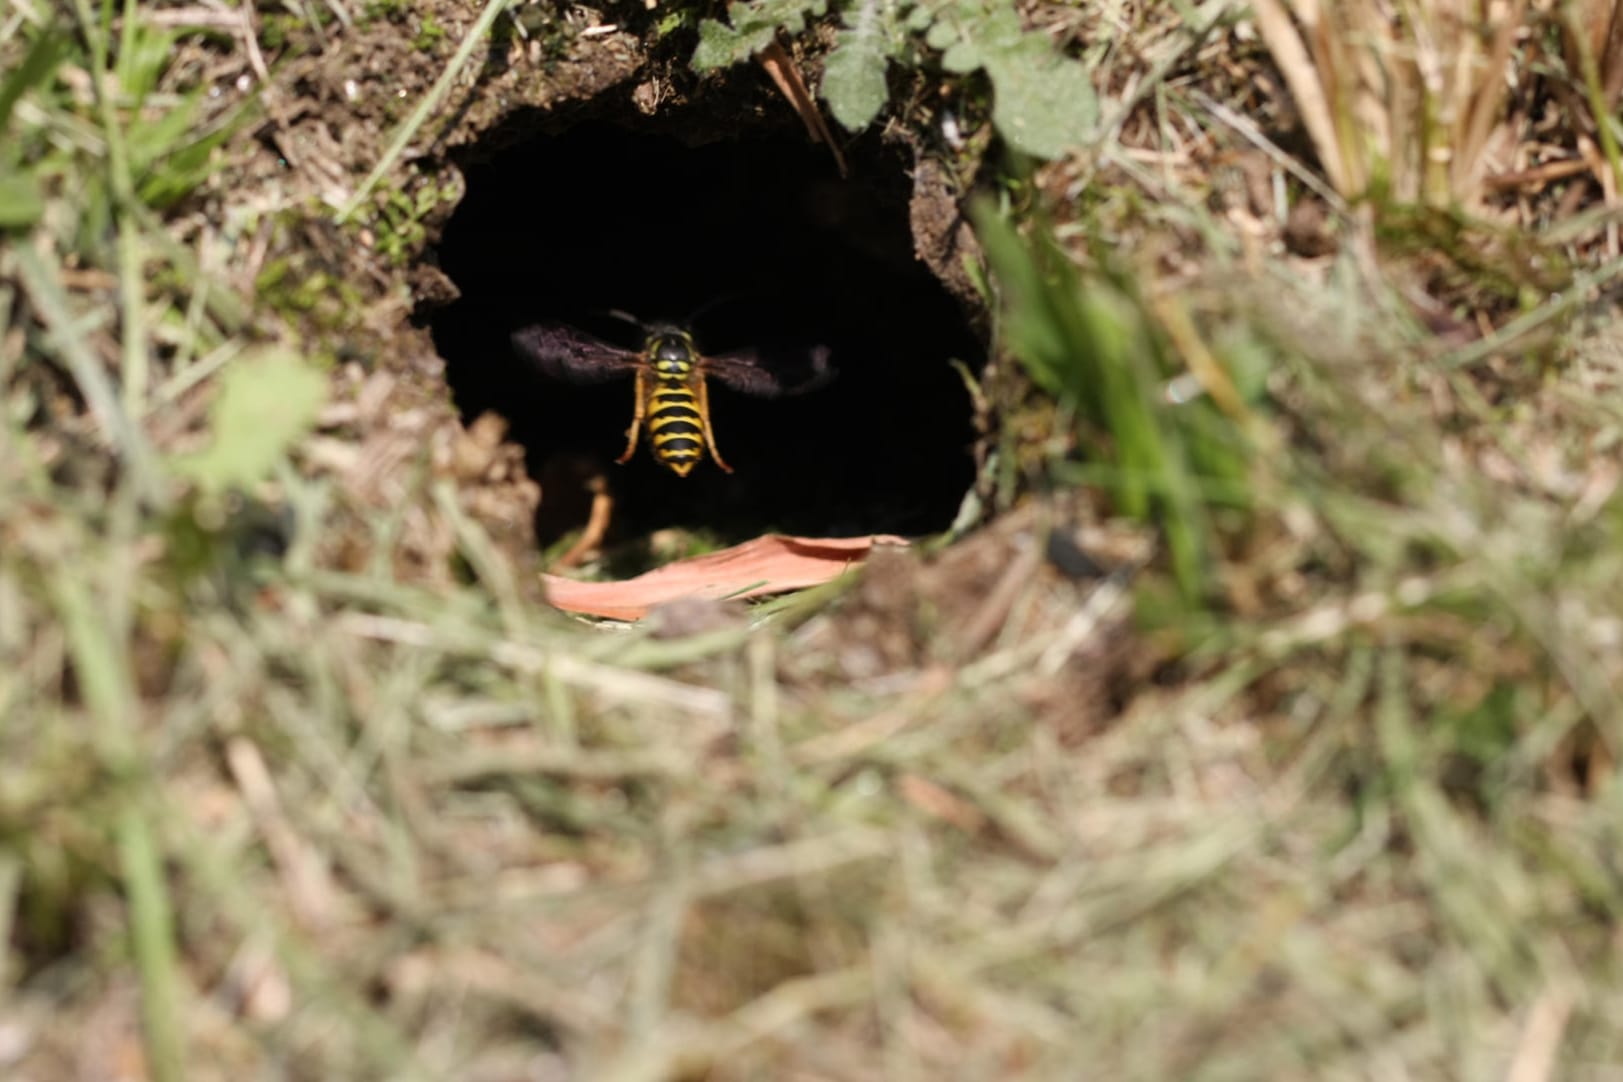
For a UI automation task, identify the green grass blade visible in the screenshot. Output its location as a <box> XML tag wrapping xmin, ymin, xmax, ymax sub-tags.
<box><xmin>118</xmin><ymin>812</ymin><xmax>188</xmax><ymax>1082</ymax></box>
<box><xmin>0</xmin><ymin>27</ymin><xmax>69</xmax><ymax>134</ymax></box>
<box><xmin>13</xmin><ymin>244</ymin><xmax>163</xmax><ymax>503</ymax></box>
<box><xmin>339</xmin><ymin>0</ymin><xmax>514</xmax><ymax>222</ymax></box>
<box><xmin>971</xmin><ymin>201</ymin><xmax>1240</xmax><ymax>599</ymax></box>
<box><xmin>48</xmin><ymin>567</ymin><xmax>186</xmax><ymax>1081</ymax></box>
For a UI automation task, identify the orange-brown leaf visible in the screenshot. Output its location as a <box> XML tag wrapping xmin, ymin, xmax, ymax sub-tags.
<box><xmin>542</xmin><ymin>534</ymin><xmax>908</xmax><ymax>620</ymax></box>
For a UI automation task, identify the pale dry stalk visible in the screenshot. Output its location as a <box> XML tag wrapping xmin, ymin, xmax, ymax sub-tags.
<box><xmin>1254</xmin><ymin>0</ymin><xmax>1538</xmax><ymax>208</ymax></box>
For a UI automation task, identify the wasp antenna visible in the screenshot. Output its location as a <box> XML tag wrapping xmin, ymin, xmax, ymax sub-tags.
<box><xmin>683</xmin><ymin>290</ymin><xmax>765</xmax><ymax>326</ymax></box>
<box><xmin>603</xmin><ymin>308</ymin><xmax>646</xmax><ymax>329</ymax></box>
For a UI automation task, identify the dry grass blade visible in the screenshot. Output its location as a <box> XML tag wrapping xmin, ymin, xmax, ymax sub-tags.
<box><xmin>1505</xmin><ymin>984</ymin><xmax>1576</xmax><ymax>1082</ymax></box>
<box><xmin>225</xmin><ymin>737</ymin><xmax>340</xmax><ymax>930</ymax></box>
<box><xmin>436</xmin><ymin>948</ymin><xmax>617</xmax><ymax>1037</ymax></box>
<box><xmin>335</xmin><ymin>613</ymin><xmax>733</xmax><ymax>717</ymax></box>
<box><xmin>1187</xmin><ymin>87</ymin><xmax>1348</xmax><ymax>211</ymax></box>
<box><xmin>1252</xmin><ymin>0</ymin><xmax>1545</xmax><ymax>207</ymax></box>
<box><xmin>758</xmin><ymin>40</ymin><xmax>848</xmax><ymax>178</ymax></box>
<box><xmin>1601</xmin><ymin>1</ymin><xmax>1623</xmax><ymax>106</ymax></box>
<box><xmin>426</xmin><ymin>743</ymin><xmax>689</xmax><ymax>784</ymax></box>
<box><xmin>598</xmin><ymin>968</ymin><xmax>871</xmax><ymax>1082</ymax></box>
<box><xmin>688</xmin><ymin>828</ymin><xmax>891</xmax><ymax>896</ymax></box>
<box><xmin>1455</xmin><ymin>0</ymin><xmax>1528</xmax><ymax>198</ymax></box>
<box><xmin>1251</xmin><ymin>0</ymin><xmax>1350</xmax><ymax>197</ymax></box>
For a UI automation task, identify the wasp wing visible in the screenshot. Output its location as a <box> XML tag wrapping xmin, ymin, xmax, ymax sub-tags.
<box><xmin>512</xmin><ymin>322</ymin><xmax>644</xmax><ymax>384</ymax></box>
<box><xmin>701</xmin><ymin>344</ymin><xmax>835</xmax><ymax>398</ymax></box>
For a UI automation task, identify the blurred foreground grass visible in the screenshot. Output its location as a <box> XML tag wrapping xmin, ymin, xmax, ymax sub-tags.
<box><xmin>7</xmin><ymin>1</ymin><xmax>1623</xmax><ymax>1079</ymax></box>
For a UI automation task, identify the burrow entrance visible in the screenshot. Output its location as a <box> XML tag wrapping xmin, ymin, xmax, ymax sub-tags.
<box><xmin>428</xmin><ymin>113</ymin><xmax>983</xmax><ymax>547</ymax></box>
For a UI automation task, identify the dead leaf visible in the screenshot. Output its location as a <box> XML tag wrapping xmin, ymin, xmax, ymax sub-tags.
<box><xmin>542</xmin><ymin>534</ymin><xmax>907</xmax><ymax>620</ymax></box>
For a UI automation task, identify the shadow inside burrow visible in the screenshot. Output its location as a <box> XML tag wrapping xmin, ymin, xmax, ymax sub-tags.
<box><xmin>427</xmin><ymin>116</ymin><xmax>984</xmax><ymax>547</ymax></box>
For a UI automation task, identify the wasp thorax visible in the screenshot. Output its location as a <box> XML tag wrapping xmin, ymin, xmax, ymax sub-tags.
<box><xmin>648</xmin><ymin>333</ymin><xmax>695</xmax><ymax>373</ymax></box>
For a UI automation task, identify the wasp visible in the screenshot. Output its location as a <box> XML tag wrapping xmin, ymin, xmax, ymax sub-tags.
<box><xmin>512</xmin><ymin>320</ymin><xmax>833</xmax><ymax>477</ymax></box>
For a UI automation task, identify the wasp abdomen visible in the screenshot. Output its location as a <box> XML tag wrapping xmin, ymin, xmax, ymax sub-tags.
<box><xmin>647</xmin><ymin>379</ymin><xmax>705</xmax><ymax>476</ymax></box>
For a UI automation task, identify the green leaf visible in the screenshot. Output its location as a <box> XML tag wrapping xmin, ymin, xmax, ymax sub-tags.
<box><xmin>914</xmin><ymin>2</ymin><xmax>1095</xmax><ymax>158</ymax></box>
<box><xmin>168</xmin><ymin>348</ymin><xmax>328</xmax><ymax>494</ymax></box>
<box><xmin>692</xmin><ymin>18</ymin><xmax>761</xmax><ymax>70</ymax></box>
<box><xmin>965</xmin><ymin>4</ymin><xmax>1024</xmax><ymax>51</ymax></box>
<box><xmin>985</xmin><ymin>41</ymin><xmax>1096</xmax><ymax>159</ymax></box>
<box><xmin>940</xmin><ymin>38</ymin><xmax>980</xmax><ymax>73</ymax></box>
<box><xmin>691</xmin><ymin>0</ymin><xmax>827</xmax><ymax>70</ymax></box>
<box><xmin>822</xmin><ymin>0</ymin><xmax>891</xmax><ymax>131</ymax></box>
<box><xmin>0</xmin><ymin>167</ymin><xmax>45</xmax><ymax>228</ymax></box>
<box><xmin>923</xmin><ymin>18</ymin><xmax>959</xmax><ymax>51</ymax></box>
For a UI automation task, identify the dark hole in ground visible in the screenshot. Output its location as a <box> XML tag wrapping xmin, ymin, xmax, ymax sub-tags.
<box><xmin>428</xmin><ymin>117</ymin><xmax>982</xmax><ymax>547</ymax></box>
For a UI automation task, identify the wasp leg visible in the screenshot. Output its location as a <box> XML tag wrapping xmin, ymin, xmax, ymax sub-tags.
<box><xmin>616</xmin><ymin>369</ymin><xmax>646</xmax><ymax>464</ymax></box>
<box><xmin>696</xmin><ymin>376</ymin><xmax>734</xmax><ymax>473</ymax></box>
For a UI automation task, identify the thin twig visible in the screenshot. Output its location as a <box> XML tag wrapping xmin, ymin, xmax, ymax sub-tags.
<box><xmin>1186</xmin><ymin>88</ymin><xmax>1349</xmax><ymax>213</ymax></box>
<box><xmin>1441</xmin><ymin>253</ymin><xmax>1623</xmax><ymax>369</ymax></box>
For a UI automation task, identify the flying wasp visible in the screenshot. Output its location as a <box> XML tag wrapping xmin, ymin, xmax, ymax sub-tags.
<box><xmin>512</xmin><ymin>320</ymin><xmax>833</xmax><ymax>478</ymax></box>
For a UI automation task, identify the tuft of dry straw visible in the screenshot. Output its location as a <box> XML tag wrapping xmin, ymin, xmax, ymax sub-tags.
<box><xmin>1252</xmin><ymin>0</ymin><xmax>1535</xmax><ymax>208</ymax></box>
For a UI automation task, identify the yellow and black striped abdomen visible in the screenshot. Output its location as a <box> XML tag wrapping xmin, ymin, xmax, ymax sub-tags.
<box><xmin>646</xmin><ymin>376</ymin><xmax>707</xmax><ymax>477</ymax></box>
